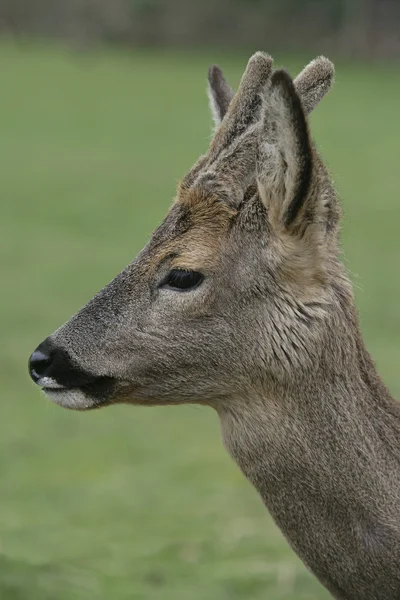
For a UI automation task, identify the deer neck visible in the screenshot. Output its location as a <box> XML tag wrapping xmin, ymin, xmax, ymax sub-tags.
<box><xmin>217</xmin><ymin>341</ymin><xmax>400</xmax><ymax>600</ymax></box>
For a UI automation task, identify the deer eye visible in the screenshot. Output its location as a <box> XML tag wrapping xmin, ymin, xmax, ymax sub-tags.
<box><xmin>162</xmin><ymin>269</ymin><xmax>204</xmax><ymax>291</ymax></box>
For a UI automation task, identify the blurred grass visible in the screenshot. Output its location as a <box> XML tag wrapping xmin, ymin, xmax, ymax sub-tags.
<box><xmin>0</xmin><ymin>39</ymin><xmax>399</xmax><ymax>599</ymax></box>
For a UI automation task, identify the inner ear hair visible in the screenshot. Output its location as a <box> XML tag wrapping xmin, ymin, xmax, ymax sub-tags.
<box><xmin>258</xmin><ymin>68</ymin><xmax>313</xmax><ymax>230</ymax></box>
<box><xmin>208</xmin><ymin>65</ymin><xmax>234</xmax><ymax>130</ymax></box>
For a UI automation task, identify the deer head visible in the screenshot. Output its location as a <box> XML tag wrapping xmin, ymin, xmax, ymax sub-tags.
<box><xmin>28</xmin><ymin>53</ymin><xmax>337</xmax><ymax>412</ymax></box>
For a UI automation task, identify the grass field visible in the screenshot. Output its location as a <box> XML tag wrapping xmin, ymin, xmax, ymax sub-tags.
<box><xmin>1</xmin><ymin>39</ymin><xmax>399</xmax><ymax>599</ymax></box>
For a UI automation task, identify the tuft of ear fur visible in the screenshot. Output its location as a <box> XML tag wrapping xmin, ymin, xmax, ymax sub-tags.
<box><xmin>207</xmin><ymin>65</ymin><xmax>234</xmax><ymax>131</ymax></box>
<box><xmin>294</xmin><ymin>56</ymin><xmax>334</xmax><ymax>115</ymax></box>
<box><xmin>257</xmin><ymin>69</ymin><xmax>313</xmax><ymax>231</ymax></box>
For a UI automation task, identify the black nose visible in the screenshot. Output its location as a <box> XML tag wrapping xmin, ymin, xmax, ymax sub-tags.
<box><xmin>29</xmin><ymin>339</ymin><xmax>54</xmax><ymax>384</ymax></box>
<box><xmin>29</xmin><ymin>338</ymin><xmax>103</xmax><ymax>389</ymax></box>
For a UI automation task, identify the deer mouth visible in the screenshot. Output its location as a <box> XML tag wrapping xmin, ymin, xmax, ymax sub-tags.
<box><xmin>40</xmin><ymin>378</ymin><xmax>116</xmax><ymax>410</ymax></box>
<box><xmin>29</xmin><ymin>337</ymin><xmax>117</xmax><ymax>410</ymax></box>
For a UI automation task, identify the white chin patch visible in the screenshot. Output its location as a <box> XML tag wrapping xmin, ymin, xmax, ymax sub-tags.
<box><xmin>38</xmin><ymin>376</ymin><xmax>64</xmax><ymax>390</ymax></box>
<box><xmin>42</xmin><ymin>388</ymin><xmax>96</xmax><ymax>410</ymax></box>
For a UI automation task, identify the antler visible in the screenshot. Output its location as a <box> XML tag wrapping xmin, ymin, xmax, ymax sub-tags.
<box><xmin>183</xmin><ymin>52</ymin><xmax>273</xmax><ymax>196</ymax></box>
<box><xmin>208</xmin><ymin>55</ymin><xmax>335</xmax><ymax>127</ymax></box>
<box><xmin>294</xmin><ymin>56</ymin><xmax>335</xmax><ymax>114</ymax></box>
<box><xmin>209</xmin><ymin>52</ymin><xmax>273</xmax><ymax>159</ymax></box>
<box><xmin>183</xmin><ymin>53</ymin><xmax>334</xmax><ymax>204</ymax></box>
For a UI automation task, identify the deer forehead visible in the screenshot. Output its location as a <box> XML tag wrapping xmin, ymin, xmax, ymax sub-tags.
<box><xmin>143</xmin><ymin>186</ymin><xmax>237</xmax><ymax>274</ymax></box>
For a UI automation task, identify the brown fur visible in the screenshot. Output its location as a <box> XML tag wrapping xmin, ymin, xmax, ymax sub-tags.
<box><xmin>30</xmin><ymin>52</ymin><xmax>400</xmax><ymax>600</ymax></box>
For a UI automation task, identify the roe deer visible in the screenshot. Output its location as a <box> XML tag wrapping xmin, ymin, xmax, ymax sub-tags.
<box><xmin>29</xmin><ymin>53</ymin><xmax>400</xmax><ymax>599</ymax></box>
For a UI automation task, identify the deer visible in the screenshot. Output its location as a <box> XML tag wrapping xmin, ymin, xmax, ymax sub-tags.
<box><xmin>28</xmin><ymin>52</ymin><xmax>400</xmax><ymax>599</ymax></box>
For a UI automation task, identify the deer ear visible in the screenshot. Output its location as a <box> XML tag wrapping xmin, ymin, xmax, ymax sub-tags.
<box><xmin>207</xmin><ymin>65</ymin><xmax>234</xmax><ymax>131</ymax></box>
<box><xmin>206</xmin><ymin>56</ymin><xmax>333</xmax><ymax>131</ymax></box>
<box><xmin>257</xmin><ymin>69</ymin><xmax>313</xmax><ymax>231</ymax></box>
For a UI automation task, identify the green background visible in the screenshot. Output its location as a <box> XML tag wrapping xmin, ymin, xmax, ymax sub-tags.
<box><xmin>1</xmin><ymin>41</ymin><xmax>399</xmax><ymax>599</ymax></box>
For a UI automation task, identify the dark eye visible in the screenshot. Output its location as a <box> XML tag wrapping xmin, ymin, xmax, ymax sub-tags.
<box><xmin>162</xmin><ymin>269</ymin><xmax>204</xmax><ymax>291</ymax></box>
